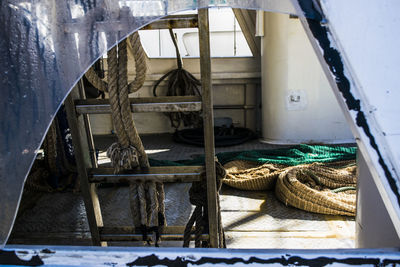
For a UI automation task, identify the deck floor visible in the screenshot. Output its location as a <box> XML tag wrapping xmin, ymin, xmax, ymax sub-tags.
<box><xmin>8</xmin><ymin>134</ymin><xmax>355</xmax><ymax>249</ymax></box>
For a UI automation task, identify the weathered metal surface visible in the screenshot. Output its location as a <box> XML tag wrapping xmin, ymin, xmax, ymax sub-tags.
<box><xmin>220</xmin><ymin>187</ymin><xmax>355</xmax><ymax>249</ymax></box>
<box><xmin>66</xmin><ymin>14</ymin><xmax>198</xmax><ymax>33</ymax></box>
<box><xmin>100</xmin><ymin>233</ymin><xmax>208</xmax><ymax>242</ymax></box>
<box><xmin>2</xmin><ymin>246</ymin><xmax>400</xmax><ymax>266</ymax></box>
<box><xmin>9</xmin><ymin>183</ymin><xmax>194</xmax><ymax>245</ymax></box>
<box><xmin>89</xmin><ymin>166</ymin><xmax>204</xmax><ymax>183</ymax></box>
<box><xmin>100</xmin><ymin>225</ymin><xmax>185</xmax><ymax>235</ymax></box>
<box><xmin>77</xmin><ymin>102</ymin><xmax>254</xmax><ymax>114</ymax></box>
<box><xmin>99</xmin><ymin>225</ymin><xmax>208</xmax><ymax>242</ymax></box>
<box><xmin>78</xmin><ymin>80</ymin><xmax>98</xmax><ymax>168</ymax></box>
<box><xmin>75</xmin><ymin>96</ymin><xmax>202</xmax><ymax>114</ymax></box>
<box><xmin>0</xmin><ymin>0</ymin><xmax>306</xmax><ymax>247</ymax></box>
<box><xmin>141</xmin><ymin>14</ymin><xmax>198</xmax><ymax>30</ymax></box>
<box><xmin>9</xmin><ymin>135</ymin><xmax>356</xmax><ymax>249</ymax></box>
<box><xmin>198</xmin><ymin>8</ymin><xmax>219</xmax><ymax>248</ymax></box>
<box><xmin>65</xmin><ymin>87</ymin><xmax>103</xmax><ymax>246</ymax></box>
<box><xmin>291</xmin><ymin>0</ymin><xmax>400</xmax><ymax>238</ymax></box>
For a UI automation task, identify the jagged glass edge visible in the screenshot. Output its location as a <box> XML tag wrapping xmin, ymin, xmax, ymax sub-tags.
<box><xmin>0</xmin><ymin>0</ymin><xmax>312</xmax><ymax>247</ymax></box>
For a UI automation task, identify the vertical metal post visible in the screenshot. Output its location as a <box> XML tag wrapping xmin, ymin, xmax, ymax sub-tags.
<box><xmin>198</xmin><ymin>8</ymin><xmax>219</xmax><ymax>248</ymax></box>
<box><xmin>65</xmin><ymin>85</ymin><xmax>103</xmax><ymax>246</ymax></box>
<box><xmin>77</xmin><ymin>80</ymin><xmax>98</xmax><ymax>168</ymax></box>
<box><xmin>244</xmin><ymin>84</ymin><xmax>247</xmax><ymax>128</ymax></box>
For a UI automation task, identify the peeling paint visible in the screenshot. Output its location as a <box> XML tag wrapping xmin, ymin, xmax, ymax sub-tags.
<box><xmin>2</xmin><ymin>247</ymin><xmax>400</xmax><ymax>266</ymax></box>
<box><xmin>126</xmin><ymin>254</ymin><xmax>400</xmax><ymax>266</ymax></box>
<box><xmin>0</xmin><ymin>250</ymin><xmax>43</xmax><ymax>266</ymax></box>
<box><xmin>297</xmin><ymin>2</ymin><xmax>400</xmax><ymax>210</ymax></box>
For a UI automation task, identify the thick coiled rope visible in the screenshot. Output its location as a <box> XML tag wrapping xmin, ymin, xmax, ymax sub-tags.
<box><xmin>275</xmin><ymin>161</ymin><xmax>357</xmax><ymax>216</ymax></box>
<box><xmin>87</xmin><ymin>31</ymin><xmax>166</xmax><ymax>245</ymax></box>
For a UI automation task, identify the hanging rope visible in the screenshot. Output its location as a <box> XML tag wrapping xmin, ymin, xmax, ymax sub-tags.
<box><xmin>27</xmin><ymin>109</ymin><xmax>78</xmax><ymax>193</ymax></box>
<box><xmin>153</xmin><ymin>29</ymin><xmax>202</xmax><ymax>129</ymax></box>
<box><xmin>85</xmin><ymin>67</ymin><xmax>108</xmax><ymax>92</ymax></box>
<box><xmin>84</xmin><ymin>32</ymin><xmax>147</xmax><ymax>94</ymax></box>
<box><xmin>86</xmin><ymin>31</ymin><xmax>166</xmax><ymax>246</ymax></box>
<box><xmin>183</xmin><ymin>161</ymin><xmax>226</xmax><ymax>248</ymax></box>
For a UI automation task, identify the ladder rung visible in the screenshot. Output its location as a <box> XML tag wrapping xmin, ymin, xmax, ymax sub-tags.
<box><xmin>141</xmin><ymin>14</ymin><xmax>198</xmax><ymax>30</ymax></box>
<box><xmin>65</xmin><ymin>15</ymin><xmax>198</xmax><ymax>33</ymax></box>
<box><xmin>101</xmin><ymin>225</ymin><xmax>185</xmax><ymax>235</ymax></box>
<box><xmin>100</xmin><ymin>226</ymin><xmax>208</xmax><ymax>242</ymax></box>
<box><xmin>75</xmin><ymin>96</ymin><xmax>202</xmax><ymax>114</ymax></box>
<box><xmin>100</xmin><ymin>234</ymin><xmax>208</xmax><ymax>242</ymax></box>
<box><xmin>89</xmin><ymin>166</ymin><xmax>204</xmax><ymax>183</ymax></box>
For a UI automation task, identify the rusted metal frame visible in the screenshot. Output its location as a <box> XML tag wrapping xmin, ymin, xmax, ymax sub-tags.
<box><xmin>77</xmin><ymin>80</ymin><xmax>98</xmax><ymax>168</ymax></box>
<box><xmin>75</xmin><ymin>96</ymin><xmax>202</xmax><ymax>114</ymax></box>
<box><xmin>65</xmin><ymin>86</ymin><xmax>104</xmax><ymax>246</ymax></box>
<box><xmin>89</xmin><ymin>166</ymin><xmax>204</xmax><ymax>183</ymax></box>
<box><xmin>198</xmin><ymin>8</ymin><xmax>219</xmax><ymax>248</ymax></box>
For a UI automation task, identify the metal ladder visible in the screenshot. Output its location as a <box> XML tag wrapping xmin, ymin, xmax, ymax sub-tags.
<box><xmin>64</xmin><ymin>9</ymin><xmax>220</xmax><ymax>248</ymax></box>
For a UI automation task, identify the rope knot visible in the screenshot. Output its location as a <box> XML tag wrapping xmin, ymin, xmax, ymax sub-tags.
<box><xmin>106</xmin><ymin>143</ymin><xmax>139</xmax><ymax>173</ymax></box>
<box><xmin>183</xmin><ymin>160</ymin><xmax>226</xmax><ymax>248</ymax></box>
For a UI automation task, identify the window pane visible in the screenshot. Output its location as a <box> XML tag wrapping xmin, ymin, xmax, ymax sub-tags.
<box><xmin>139</xmin><ymin>7</ymin><xmax>253</xmax><ymax>58</ymax></box>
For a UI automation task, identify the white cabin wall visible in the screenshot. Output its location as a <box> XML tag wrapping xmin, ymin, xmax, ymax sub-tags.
<box><xmin>89</xmin><ymin>57</ymin><xmax>260</xmax><ymax>135</ymax></box>
<box><xmin>356</xmin><ymin>150</ymin><xmax>400</xmax><ymax>248</ymax></box>
<box><xmin>261</xmin><ymin>12</ymin><xmax>354</xmax><ymax>144</ymax></box>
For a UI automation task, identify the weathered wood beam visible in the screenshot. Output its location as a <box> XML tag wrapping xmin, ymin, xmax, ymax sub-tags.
<box><xmin>141</xmin><ymin>14</ymin><xmax>198</xmax><ymax>30</ymax></box>
<box><xmin>198</xmin><ymin>8</ymin><xmax>219</xmax><ymax>249</ymax></box>
<box><xmin>65</xmin><ymin>86</ymin><xmax>104</xmax><ymax>246</ymax></box>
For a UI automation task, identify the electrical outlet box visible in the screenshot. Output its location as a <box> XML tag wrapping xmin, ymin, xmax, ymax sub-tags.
<box><xmin>286</xmin><ymin>90</ymin><xmax>307</xmax><ymax>110</ymax></box>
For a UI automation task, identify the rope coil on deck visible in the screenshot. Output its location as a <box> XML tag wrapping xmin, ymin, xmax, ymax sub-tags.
<box><xmin>223</xmin><ymin>159</ymin><xmax>357</xmax><ymax>216</ymax></box>
<box><xmin>223</xmin><ymin>160</ymin><xmax>282</xmax><ymax>190</ymax></box>
<box><xmin>275</xmin><ymin>161</ymin><xmax>356</xmax><ymax>217</ymax></box>
<box><xmin>212</xmin><ymin>147</ymin><xmax>358</xmax><ymax>217</ymax></box>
